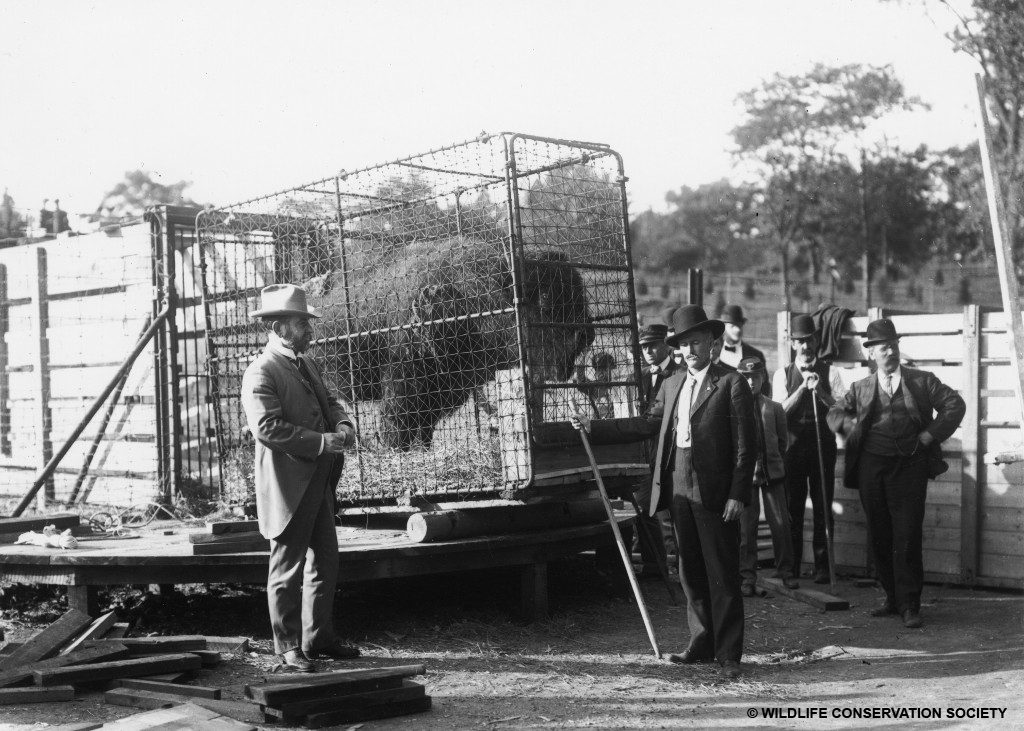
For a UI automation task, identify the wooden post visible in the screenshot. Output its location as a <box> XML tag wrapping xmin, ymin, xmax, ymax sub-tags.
<box><xmin>777</xmin><ymin>311</ymin><xmax>792</xmax><ymax>368</ymax></box>
<box><xmin>31</xmin><ymin>248</ymin><xmax>53</xmax><ymax>507</ymax></box>
<box><xmin>519</xmin><ymin>561</ymin><xmax>548</xmax><ymax>621</ymax></box>
<box><xmin>975</xmin><ymin>74</ymin><xmax>1024</xmax><ymax>445</ymax></box>
<box><xmin>960</xmin><ymin>304</ymin><xmax>981</xmax><ymax>584</ymax></box>
<box><xmin>0</xmin><ymin>263</ymin><xmax>10</xmax><ymax>456</ymax></box>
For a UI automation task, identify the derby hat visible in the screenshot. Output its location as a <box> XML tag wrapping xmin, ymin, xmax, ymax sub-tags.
<box><xmin>862</xmin><ymin>318</ymin><xmax>900</xmax><ymax>347</ymax></box>
<box><xmin>789</xmin><ymin>313</ymin><xmax>818</xmax><ymax>341</ymax></box>
<box><xmin>664</xmin><ymin>305</ymin><xmax>724</xmax><ymax>346</ymax></box>
<box><xmin>250</xmin><ymin>284</ymin><xmax>321</xmax><ymax>319</ymax></box>
<box><xmin>720</xmin><ymin>304</ymin><xmax>747</xmax><ymax>325</ymax></box>
<box><xmin>638</xmin><ymin>323</ymin><xmax>669</xmax><ymax>345</ymax></box>
<box><xmin>736</xmin><ymin>356</ymin><xmax>766</xmax><ymax>375</ymax></box>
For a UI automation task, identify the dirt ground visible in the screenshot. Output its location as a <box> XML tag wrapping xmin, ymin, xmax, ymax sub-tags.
<box><xmin>0</xmin><ymin>555</ymin><xmax>1022</xmax><ymax>730</ymax></box>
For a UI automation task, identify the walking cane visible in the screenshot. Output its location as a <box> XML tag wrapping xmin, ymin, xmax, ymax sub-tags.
<box><xmin>621</xmin><ymin>489</ymin><xmax>680</xmax><ymax>606</ymax></box>
<box><xmin>576</xmin><ymin>426</ymin><xmax>662</xmax><ymax>658</ymax></box>
<box><xmin>810</xmin><ymin>390</ymin><xmax>838</xmax><ymax>593</ymax></box>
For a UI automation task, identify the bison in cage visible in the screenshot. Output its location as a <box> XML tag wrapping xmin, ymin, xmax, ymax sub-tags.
<box><xmin>198</xmin><ymin>133</ymin><xmax>647</xmax><ymax>506</ymax></box>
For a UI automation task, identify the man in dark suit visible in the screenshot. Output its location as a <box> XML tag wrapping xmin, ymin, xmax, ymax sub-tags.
<box><xmin>574</xmin><ymin>306</ymin><xmax>756</xmax><ymax>678</ymax></box>
<box><xmin>828</xmin><ymin>319</ymin><xmax>964</xmax><ymax>628</ymax></box>
<box><xmin>241</xmin><ymin>284</ymin><xmax>361</xmax><ymax>672</ymax></box>
<box><xmin>718</xmin><ymin>304</ymin><xmax>767</xmax><ymax>370</ymax></box>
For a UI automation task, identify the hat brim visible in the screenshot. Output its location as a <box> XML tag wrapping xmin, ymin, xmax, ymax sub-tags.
<box><xmin>250</xmin><ymin>306</ymin><xmax>321</xmax><ymax>319</ymax></box>
<box><xmin>665</xmin><ymin>320</ymin><xmax>724</xmax><ymax>345</ymax></box>
<box><xmin>862</xmin><ymin>335</ymin><xmax>900</xmax><ymax>347</ymax></box>
<box><xmin>638</xmin><ymin>336</ymin><xmax>665</xmax><ymax>345</ymax></box>
<box><xmin>789</xmin><ymin>332</ymin><xmax>819</xmax><ymax>342</ymax></box>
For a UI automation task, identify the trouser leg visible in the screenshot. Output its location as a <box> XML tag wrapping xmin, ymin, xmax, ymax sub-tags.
<box><xmin>671</xmin><ymin>493</ymin><xmax>714</xmax><ymax>658</ymax></box>
<box><xmin>301</xmin><ymin>483</ymin><xmax>341</xmax><ymax>654</ymax></box>
<box><xmin>886</xmin><ymin>456</ymin><xmax>929</xmax><ymax>613</ymax></box>
<box><xmin>266</xmin><ymin>460</ymin><xmax>334</xmax><ymax>656</ymax></box>
<box><xmin>762</xmin><ymin>481</ymin><xmax>795</xmax><ymax>579</ymax></box>
<box><xmin>634</xmin><ymin>481</ymin><xmax>667</xmax><ymax>570</ymax></box>
<box><xmin>859</xmin><ymin>453</ymin><xmax>897</xmax><ymax>605</ymax></box>
<box><xmin>691</xmin><ymin>499</ymin><xmax>744</xmax><ymax>663</ymax></box>
<box><xmin>738</xmin><ymin>485</ymin><xmax>762</xmax><ymax>587</ymax></box>
<box><xmin>807</xmin><ymin>445</ymin><xmax>836</xmax><ymax>574</ymax></box>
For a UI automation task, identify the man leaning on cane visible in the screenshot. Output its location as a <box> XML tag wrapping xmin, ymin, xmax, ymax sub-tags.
<box><xmin>827</xmin><ymin>318</ymin><xmax>964</xmax><ymax>628</ymax></box>
<box><xmin>241</xmin><ymin>284</ymin><xmax>361</xmax><ymax>672</ymax></box>
<box><xmin>572</xmin><ymin>306</ymin><xmax>756</xmax><ymax>679</ymax></box>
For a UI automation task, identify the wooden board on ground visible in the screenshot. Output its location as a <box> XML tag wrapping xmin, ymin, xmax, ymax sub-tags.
<box><xmin>34</xmin><ymin>652</ymin><xmax>202</xmax><ymax>686</ymax></box>
<box><xmin>104</xmin><ymin>623</ymin><xmax>129</xmax><ymax>639</ymax></box>
<box><xmin>190</xmin><ymin>649</ymin><xmax>222</xmax><ymax>667</ymax></box>
<box><xmin>188</xmin><ymin>531</ymin><xmax>263</xmax><ymax>545</ymax></box>
<box><xmin>0</xmin><ymin>685</ymin><xmax>74</xmax><ymax>704</ymax></box>
<box><xmin>189</xmin><ymin>697</ymin><xmax>270</xmax><ymax>726</ymax></box>
<box><xmin>192</xmin><ymin>538</ymin><xmax>270</xmax><ymax>555</ymax></box>
<box><xmin>92</xmin><ymin>636</ymin><xmax>206</xmax><ymax>654</ymax></box>
<box><xmin>0</xmin><ymin>513</ymin><xmax>80</xmax><ymax>536</ymax></box>
<box><xmin>757</xmin><ymin>577</ymin><xmax>850</xmax><ymax>611</ymax></box>
<box><xmin>263</xmin><ymin>679</ymin><xmax>425</xmax><ymax>721</ymax></box>
<box><xmin>104</xmin><ymin>687</ymin><xmax>180</xmax><ymax>710</ymax></box>
<box><xmin>207</xmin><ymin>520</ymin><xmax>260</xmax><ymax>535</ymax></box>
<box><xmin>99</xmin><ymin>701</ymin><xmax>256</xmax><ymax>730</ymax></box>
<box><xmin>204</xmin><ymin>636</ymin><xmax>249</xmax><ymax>653</ymax></box>
<box><xmin>118</xmin><ymin>677</ymin><xmax>221</xmax><ymax>699</ymax></box>
<box><xmin>0</xmin><ymin>643</ymin><xmax>129</xmax><ymax>688</ymax></box>
<box><xmin>0</xmin><ymin>609</ymin><xmax>94</xmax><ymax>671</ymax></box>
<box><xmin>245</xmin><ymin>664</ymin><xmax>427</xmax><ymax>706</ymax></box>
<box><xmin>62</xmin><ymin>611</ymin><xmax>119</xmax><ymax>655</ymax></box>
<box><xmin>304</xmin><ymin>695</ymin><xmax>432</xmax><ymax>728</ymax></box>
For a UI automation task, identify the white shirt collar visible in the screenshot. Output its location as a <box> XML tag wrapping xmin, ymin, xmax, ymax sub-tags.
<box><xmin>267</xmin><ymin>334</ymin><xmax>299</xmax><ymax>362</ymax></box>
<box><xmin>878</xmin><ymin>365</ymin><xmax>902</xmax><ymax>390</ymax></box>
<box><xmin>686</xmin><ymin>361</ymin><xmax>712</xmax><ymax>387</ymax></box>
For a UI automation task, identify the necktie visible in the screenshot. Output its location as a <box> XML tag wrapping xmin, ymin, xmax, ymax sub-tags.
<box><xmin>883</xmin><ymin>372</ymin><xmax>892</xmax><ymax>397</ymax></box>
<box><xmin>724</xmin><ymin>344</ymin><xmax>737</xmax><ymax>352</ymax></box>
<box><xmin>649</xmin><ymin>365</ymin><xmax>662</xmax><ymax>375</ymax></box>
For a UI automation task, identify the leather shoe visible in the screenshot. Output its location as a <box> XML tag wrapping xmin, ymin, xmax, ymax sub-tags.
<box><xmin>782</xmin><ymin>577</ymin><xmax>800</xmax><ymax>589</ymax></box>
<box><xmin>870</xmin><ymin>602</ymin><xmax>897</xmax><ymax>618</ymax></box>
<box><xmin>664</xmin><ymin>648</ymin><xmax>713</xmax><ymax>664</ymax></box>
<box><xmin>281</xmin><ymin>649</ymin><xmax>316</xmax><ymax>673</ymax></box>
<box><xmin>308</xmin><ymin>641</ymin><xmax>361</xmax><ymax>660</ymax></box>
<box><xmin>721</xmin><ymin>660</ymin><xmax>742</xmax><ymax>679</ymax></box>
<box><xmin>740</xmin><ymin>584</ymin><xmax>755</xmax><ymax>598</ymax></box>
<box><xmin>902</xmin><ymin>609</ymin><xmax>923</xmax><ymax>628</ymax></box>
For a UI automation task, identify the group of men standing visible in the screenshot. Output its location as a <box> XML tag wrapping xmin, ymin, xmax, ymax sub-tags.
<box><xmin>575</xmin><ymin>302</ymin><xmax>964</xmax><ymax>678</ymax></box>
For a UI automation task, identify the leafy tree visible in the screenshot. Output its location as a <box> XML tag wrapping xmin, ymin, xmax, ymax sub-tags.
<box><xmin>95</xmin><ymin>170</ymin><xmax>203</xmax><ymax>221</ymax></box>
<box><xmin>732</xmin><ymin>63</ymin><xmax>922</xmax><ymax>309</ymax></box>
<box><xmin>0</xmin><ymin>189</ymin><xmax>27</xmax><ymax>240</ymax></box>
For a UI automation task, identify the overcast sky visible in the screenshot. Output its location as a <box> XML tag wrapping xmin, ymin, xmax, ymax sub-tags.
<box><xmin>2</xmin><ymin>0</ymin><xmax>981</xmax><ymax>220</ymax></box>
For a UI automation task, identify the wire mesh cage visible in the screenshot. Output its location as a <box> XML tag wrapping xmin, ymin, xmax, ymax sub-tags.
<box><xmin>197</xmin><ymin>133</ymin><xmax>646</xmax><ymax>507</ymax></box>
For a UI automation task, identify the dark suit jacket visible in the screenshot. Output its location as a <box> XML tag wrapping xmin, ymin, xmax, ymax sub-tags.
<box><xmin>590</xmin><ymin>363</ymin><xmax>756</xmax><ymax>515</ymax></box>
<box><xmin>642</xmin><ymin>359</ymin><xmax>682</xmax><ymax>412</ymax></box>
<box><xmin>827</xmin><ymin>366</ymin><xmax>965</xmax><ymax>489</ymax></box>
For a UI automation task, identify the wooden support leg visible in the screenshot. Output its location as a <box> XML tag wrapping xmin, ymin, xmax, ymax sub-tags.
<box><xmin>519</xmin><ymin>562</ymin><xmax>548</xmax><ymax>621</ymax></box>
<box><xmin>155</xmin><ymin>584</ymin><xmax>177</xmax><ymax>596</ymax></box>
<box><xmin>67</xmin><ymin>585</ymin><xmax>99</xmax><ymax>617</ymax></box>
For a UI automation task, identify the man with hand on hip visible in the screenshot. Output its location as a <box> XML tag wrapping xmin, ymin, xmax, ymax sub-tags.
<box><xmin>572</xmin><ymin>306</ymin><xmax>755</xmax><ymax>679</ymax></box>
<box><xmin>241</xmin><ymin>284</ymin><xmax>360</xmax><ymax>672</ymax></box>
<box><xmin>828</xmin><ymin>319</ymin><xmax>964</xmax><ymax>628</ymax></box>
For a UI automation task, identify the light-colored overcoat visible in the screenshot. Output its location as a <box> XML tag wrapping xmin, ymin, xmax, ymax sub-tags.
<box><xmin>241</xmin><ymin>345</ymin><xmax>352</xmax><ymax>539</ymax></box>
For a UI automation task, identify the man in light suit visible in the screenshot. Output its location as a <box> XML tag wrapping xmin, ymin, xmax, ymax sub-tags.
<box><xmin>574</xmin><ymin>305</ymin><xmax>756</xmax><ymax>678</ymax></box>
<box><xmin>828</xmin><ymin>318</ymin><xmax>964</xmax><ymax>628</ymax></box>
<box><xmin>241</xmin><ymin>284</ymin><xmax>360</xmax><ymax>672</ymax></box>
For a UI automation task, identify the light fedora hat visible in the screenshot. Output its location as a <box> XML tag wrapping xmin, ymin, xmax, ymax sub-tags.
<box><xmin>250</xmin><ymin>284</ymin><xmax>321</xmax><ymax>319</ymax></box>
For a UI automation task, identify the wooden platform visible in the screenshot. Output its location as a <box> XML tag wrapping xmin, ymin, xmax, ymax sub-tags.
<box><xmin>0</xmin><ymin>518</ymin><xmax>630</xmax><ymax>620</ymax></box>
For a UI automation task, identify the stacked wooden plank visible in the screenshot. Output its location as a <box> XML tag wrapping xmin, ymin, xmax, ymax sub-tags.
<box><xmin>246</xmin><ymin>664</ymin><xmax>431</xmax><ymax>728</ymax></box>
<box><xmin>189</xmin><ymin>520</ymin><xmax>268</xmax><ymax>555</ymax></box>
<box><xmin>0</xmin><ymin>512</ymin><xmax>80</xmax><ymax>544</ymax></box>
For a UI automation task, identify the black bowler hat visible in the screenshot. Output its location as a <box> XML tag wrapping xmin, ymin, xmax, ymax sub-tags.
<box><xmin>638</xmin><ymin>323</ymin><xmax>669</xmax><ymax>345</ymax></box>
<box><xmin>721</xmin><ymin>304</ymin><xmax>747</xmax><ymax>325</ymax></box>
<box><xmin>664</xmin><ymin>305</ymin><xmax>725</xmax><ymax>346</ymax></box>
<box><xmin>736</xmin><ymin>356</ymin><xmax>766</xmax><ymax>375</ymax></box>
<box><xmin>863</xmin><ymin>318</ymin><xmax>901</xmax><ymax>347</ymax></box>
<box><xmin>789</xmin><ymin>313</ymin><xmax>819</xmax><ymax>341</ymax></box>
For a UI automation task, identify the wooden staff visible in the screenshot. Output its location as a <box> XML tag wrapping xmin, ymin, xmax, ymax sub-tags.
<box><xmin>576</xmin><ymin>426</ymin><xmax>661</xmax><ymax>658</ymax></box>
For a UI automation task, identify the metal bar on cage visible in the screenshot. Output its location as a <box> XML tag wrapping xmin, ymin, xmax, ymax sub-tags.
<box><xmin>608</xmin><ymin>149</ymin><xmax>644</xmax><ymax>417</ymax></box>
<box><xmin>196</xmin><ymin>211</ymin><xmax>228</xmax><ymax>499</ymax></box>
<box><xmin>504</xmin><ymin>134</ymin><xmax>536</xmax><ymax>491</ymax></box>
<box><xmin>151</xmin><ymin>215</ymin><xmax>170</xmax><ymax>508</ymax></box>
<box><xmin>65</xmin><ymin>314</ymin><xmax>153</xmax><ymax>506</ymax></box>
<box><xmin>162</xmin><ymin>216</ymin><xmax>183</xmax><ymax>503</ymax></box>
<box><xmin>334</xmin><ymin>175</ymin><xmax>364</xmax><ymax>491</ymax></box>
<box><xmin>0</xmin><ymin>263</ymin><xmax>9</xmax><ymax>456</ymax></box>
<box><xmin>31</xmin><ymin>247</ymin><xmax>54</xmax><ymax>508</ymax></box>
<box><xmin>397</xmin><ymin>161</ymin><xmax>505</xmax><ymax>182</ymax></box>
<box><xmin>12</xmin><ymin>306</ymin><xmax>172</xmax><ymax>517</ymax></box>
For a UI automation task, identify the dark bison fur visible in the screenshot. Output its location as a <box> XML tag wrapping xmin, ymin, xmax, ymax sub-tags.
<box><xmin>305</xmin><ymin>236</ymin><xmax>594</xmax><ymax>449</ymax></box>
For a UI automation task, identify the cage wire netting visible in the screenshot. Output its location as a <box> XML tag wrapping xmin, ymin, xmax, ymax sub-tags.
<box><xmin>0</xmin><ymin>226</ymin><xmax>162</xmax><ymax>509</ymax></box>
<box><xmin>197</xmin><ymin>133</ymin><xmax>641</xmax><ymax>507</ymax></box>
